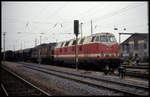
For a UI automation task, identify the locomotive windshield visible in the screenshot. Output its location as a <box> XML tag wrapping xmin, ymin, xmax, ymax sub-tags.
<box><xmin>92</xmin><ymin>35</ymin><xmax>116</xmax><ymax>42</ymax></box>
<box><xmin>100</xmin><ymin>36</ymin><xmax>108</xmax><ymax>42</ymax></box>
<box><xmin>100</xmin><ymin>36</ymin><xmax>116</xmax><ymax>42</ymax></box>
<box><xmin>109</xmin><ymin>36</ymin><xmax>116</xmax><ymax>42</ymax></box>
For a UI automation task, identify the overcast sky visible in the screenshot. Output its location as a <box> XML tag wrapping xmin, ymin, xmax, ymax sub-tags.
<box><xmin>2</xmin><ymin>1</ymin><xmax>148</xmax><ymax>51</ymax></box>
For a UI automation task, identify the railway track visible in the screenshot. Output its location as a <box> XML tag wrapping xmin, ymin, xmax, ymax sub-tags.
<box><xmin>19</xmin><ymin>62</ymin><xmax>148</xmax><ymax>96</ymax></box>
<box><xmin>123</xmin><ymin>66</ymin><xmax>148</xmax><ymax>69</ymax></box>
<box><xmin>1</xmin><ymin>67</ymin><xmax>51</xmax><ymax>96</ymax></box>
<box><xmin>125</xmin><ymin>73</ymin><xmax>148</xmax><ymax>79</ymax></box>
<box><xmin>125</xmin><ymin>70</ymin><xmax>148</xmax><ymax>78</ymax></box>
<box><xmin>122</xmin><ymin>64</ymin><xmax>149</xmax><ymax>79</ymax></box>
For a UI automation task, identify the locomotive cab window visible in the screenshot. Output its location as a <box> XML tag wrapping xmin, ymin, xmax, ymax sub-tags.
<box><xmin>91</xmin><ymin>36</ymin><xmax>96</xmax><ymax>42</ymax></box>
<box><xmin>65</xmin><ymin>41</ymin><xmax>69</xmax><ymax>46</ymax></box>
<box><xmin>61</xmin><ymin>42</ymin><xmax>64</xmax><ymax>47</ymax></box>
<box><xmin>95</xmin><ymin>36</ymin><xmax>100</xmax><ymax>42</ymax></box>
<box><xmin>109</xmin><ymin>36</ymin><xmax>116</xmax><ymax>42</ymax></box>
<box><xmin>100</xmin><ymin>36</ymin><xmax>108</xmax><ymax>42</ymax></box>
<box><xmin>72</xmin><ymin>40</ymin><xmax>76</xmax><ymax>45</ymax></box>
<box><xmin>80</xmin><ymin>38</ymin><xmax>85</xmax><ymax>44</ymax></box>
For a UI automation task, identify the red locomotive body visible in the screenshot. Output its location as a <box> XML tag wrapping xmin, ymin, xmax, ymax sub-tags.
<box><xmin>54</xmin><ymin>32</ymin><xmax>120</xmax><ymax>69</ymax></box>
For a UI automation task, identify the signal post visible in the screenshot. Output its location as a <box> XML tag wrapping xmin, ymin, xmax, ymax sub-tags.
<box><xmin>74</xmin><ymin>20</ymin><xmax>79</xmax><ymax>71</ymax></box>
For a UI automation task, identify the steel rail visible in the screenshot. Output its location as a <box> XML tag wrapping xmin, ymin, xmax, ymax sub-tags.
<box><xmin>2</xmin><ymin>66</ymin><xmax>51</xmax><ymax>96</ymax></box>
<box><xmin>20</xmin><ymin>62</ymin><xmax>149</xmax><ymax>89</ymax></box>
<box><xmin>1</xmin><ymin>83</ymin><xmax>9</xmax><ymax>96</ymax></box>
<box><xmin>22</xmin><ymin>65</ymin><xmax>148</xmax><ymax>96</ymax></box>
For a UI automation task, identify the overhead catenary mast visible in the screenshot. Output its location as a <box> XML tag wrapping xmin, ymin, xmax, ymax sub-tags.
<box><xmin>80</xmin><ymin>22</ymin><xmax>83</xmax><ymax>38</ymax></box>
<box><xmin>3</xmin><ymin>32</ymin><xmax>6</xmax><ymax>63</ymax></box>
<box><xmin>35</xmin><ymin>38</ymin><xmax>37</xmax><ymax>47</ymax></box>
<box><xmin>91</xmin><ymin>20</ymin><xmax>93</xmax><ymax>35</ymax></box>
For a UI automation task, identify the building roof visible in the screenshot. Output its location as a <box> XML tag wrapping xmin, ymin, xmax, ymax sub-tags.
<box><xmin>121</xmin><ymin>33</ymin><xmax>148</xmax><ymax>45</ymax></box>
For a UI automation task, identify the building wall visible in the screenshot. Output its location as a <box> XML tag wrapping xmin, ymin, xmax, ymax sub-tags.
<box><xmin>120</xmin><ymin>34</ymin><xmax>149</xmax><ymax>60</ymax></box>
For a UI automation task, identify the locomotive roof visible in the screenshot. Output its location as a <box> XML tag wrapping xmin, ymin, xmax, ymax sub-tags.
<box><xmin>23</xmin><ymin>48</ymin><xmax>32</xmax><ymax>52</ymax></box>
<box><xmin>92</xmin><ymin>32</ymin><xmax>114</xmax><ymax>36</ymax></box>
<box><xmin>13</xmin><ymin>48</ymin><xmax>32</xmax><ymax>53</ymax></box>
<box><xmin>55</xmin><ymin>32</ymin><xmax>115</xmax><ymax>48</ymax></box>
<box><xmin>33</xmin><ymin>42</ymin><xmax>56</xmax><ymax>49</ymax></box>
<box><xmin>3</xmin><ymin>50</ymin><xmax>14</xmax><ymax>53</ymax></box>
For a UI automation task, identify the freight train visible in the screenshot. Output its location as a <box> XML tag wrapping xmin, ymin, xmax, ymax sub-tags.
<box><xmin>3</xmin><ymin>32</ymin><xmax>120</xmax><ymax>71</ymax></box>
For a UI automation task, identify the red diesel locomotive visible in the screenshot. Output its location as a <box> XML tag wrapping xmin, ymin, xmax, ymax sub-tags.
<box><xmin>5</xmin><ymin>32</ymin><xmax>120</xmax><ymax>70</ymax></box>
<box><xmin>54</xmin><ymin>32</ymin><xmax>120</xmax><ymax>70</ymax></box>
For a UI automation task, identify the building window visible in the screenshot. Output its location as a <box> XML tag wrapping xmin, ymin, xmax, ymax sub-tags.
<box><xmin>144</xmin><ymin>43</ymin><xmax>147</xmax><ymax>49</ymax></box>
<box><xmin>129</xmin><ymin>44</ymin><xmax>134</xmax><ymax>49</ymax></box>
<box><xmin>144</xmin><ymin>52</ymin><xmax>147</xmax><ymax>57</ymax></box>
<box><xmin>126</xmin><ymin>44</ymin><xmax>129</xmax><ymax>52</ymax></box>
<box><xmin>122</xmin><ymin>45</ymin><xmax>125</xmax><ymax>51</ymax></box>
<box><xmin>134</xmin><ymin>41</ymin><xmax>138</xmax><ymax>50</ymax></box>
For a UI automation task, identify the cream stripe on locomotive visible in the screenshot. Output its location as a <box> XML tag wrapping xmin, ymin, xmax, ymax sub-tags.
<box><xmin>54</xmin><ymin>53</ymin><xmax>119</xmax><ymax>58</ymax></box>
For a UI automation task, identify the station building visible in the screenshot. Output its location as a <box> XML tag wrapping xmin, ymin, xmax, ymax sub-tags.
<box><xmin>120</xmin><ymin>33</ymin><xmax>149</xmax><ymax>60</ymax></box>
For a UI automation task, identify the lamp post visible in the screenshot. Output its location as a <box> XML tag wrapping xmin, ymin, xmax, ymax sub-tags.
<box><xmin>3</xmin><ymin>32</ymin><xmax>7</xmax><ymax>63</ymax></box>
<box><xmin>17</xmin><ymin>32</ymin><xmax>24</xmax><ymax>61</ymax></box>
<box><xmin>91</xmin><ymin>20</ymin><xmax>93</xmax><ymax>35</ymax></box>
<box><xmin>80</xmin><ymin>22</ymin><xmax>83</xmax><ymax>38</ymax></box>
<box><xmin>38</xmin><ymin>36</ymin><xmax>41</xmax><ymax>64</ymax></box>
<box><xmin>38</xmin><ymin>33</ymin><xmax>45</xmax><ymax>64</ymax></box>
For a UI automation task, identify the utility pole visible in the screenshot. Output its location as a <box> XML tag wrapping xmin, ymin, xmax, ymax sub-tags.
<box><xmin>38</xmin><ymin>32</ymin><xmax>45</xmax><ymax>64</ymax></box>
<box><xmin>40</xmin><ymin>36</ymin><xmax>42</xmax><ymax>44</ymax></box>
<box><xmin>35</xmin><ymin>38</ymin><xmax>37</xmax><ymax>47</ymax></box>
<box><xmin>91</xmin><ymin>20</ymin><xmax>93</xmax><ymax>35</ymax></box>
<box><xmin>119</xmin><ymin>33</ymin><xmax>121</xmax><ymax>58</ymax></box>
<box><xmin>13</xmin><ymin>44</ymin><xmax>15</xmax><ymax>51</ymax></box>
<box><xmin>38</xmin><ymin>36</ymin><xmax>42</xmax><ymax>64</ymax></box>
<box><xmin>15</xmin><ymin>40</ymin><xmax>17</xmax><ymax>51</ymax></box>
<box><xmin>21</xmin><ymin>41</ymin><xmax>22</xmax><ymax>50</ymax></box>
<box><xmin>20</xmin><ymin>41</ymin><xmax>24</xmax><ymax>61</ymax></box>
<box><xmin>24</xmin><ymin>41</ymin><xmax>26</xmax><ymax>49</ymax></box>
<box><xmin>119</xmin><ymin>33</ymin><xmax>121</xmax><ymax>45</ymax></box>
<box><xmin>80</xmin><ymin>22</ymin><xmax>83</xmax><ymax>38</ymax></box>
<box><xmin>3</xmin><ymin>32</ymin><xmax>6</xmax><ymax>63</ymax></box>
